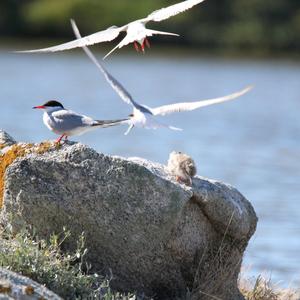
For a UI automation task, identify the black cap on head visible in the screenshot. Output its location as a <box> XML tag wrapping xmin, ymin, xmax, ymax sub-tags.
<box><xmin>43</xmin><ymin>100</ymin><xmax>64</xmax><ymax>108</ymax></box>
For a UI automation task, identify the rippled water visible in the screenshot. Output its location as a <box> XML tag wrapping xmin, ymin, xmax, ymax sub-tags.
<box><xmin>0</xmin><ymin>48</ymin><xmax>299</xmax><ymax>287</ymax></box>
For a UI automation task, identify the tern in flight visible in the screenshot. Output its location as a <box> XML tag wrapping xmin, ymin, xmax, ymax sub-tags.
<box><xmin>71</xmin><ymin>20</ymin><xmax>253</xmax><ymax>135</ymax></box>
<box><xmin>34</xmin><ymin>100</ymin><xmax>128</xmax><ymax>143</ymax></box>
<box><xmin>16</xmin><ymin>0</ymin><xmax>206</xmax><ymax>59</ymax></box>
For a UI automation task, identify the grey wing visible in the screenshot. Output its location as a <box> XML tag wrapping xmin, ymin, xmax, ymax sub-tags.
<box><xmin>150</xmin><ymin>86</ymin><xmax>253</xmax><ymax>116</ymax></box>
<box><xmin>71</xmin><ymin>20</ymin><xmax>151</xmax><ymax>114</ymax></box>
<box><xmin>15</xmin><ymin>25</ymin><xmax>124</xmax><ymax>53</ymax></box>
<box><xmin>145</xmin><ymin>0</ymin><xmax>206</xmax><ymax>23</ymax></box>
<box><xmin>52</xmin><ymin>110</ymin><xmax>94</xmax><ymax>131</ymax></box>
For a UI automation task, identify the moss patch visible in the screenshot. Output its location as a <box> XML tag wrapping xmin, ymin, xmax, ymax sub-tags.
<box><xmin>0</xmin><ymin>142</ymin><xmax>53</xmax><ymax>208</ymax></box>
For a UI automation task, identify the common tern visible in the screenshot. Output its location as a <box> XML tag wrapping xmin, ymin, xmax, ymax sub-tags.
<box><xmin>16</xmin><ymin>0</ymin><xmax>206</xmax><ymax>59</ymax></box>
<box><xmin>34</xmin><ymin>100</ymin><xmax>128</xmax><ymax>143</ymax></box>
<box><xmin>71</xmin><ymin>20</ymin><xmax>253</xmax><ymax>136</ymax></box>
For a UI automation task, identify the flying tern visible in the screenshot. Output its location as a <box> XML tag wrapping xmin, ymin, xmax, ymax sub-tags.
<box><xmin>34</xmin><ymin>100</ymin><xmax>128</xmax><ymax>143</ymax></box>
<box><xmin>71</xmin><ymin>20</ymin><xmax>253</xmax><ymax>136</ymax></box>
<box><xmin>16</xmin><ymin>0</ymin><xmax>206</xmax><ymax>59</ymax></box>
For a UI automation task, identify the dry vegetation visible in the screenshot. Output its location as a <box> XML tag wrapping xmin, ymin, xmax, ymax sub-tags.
<box><xmin>240</xmin><ymin>276</ymin><xmax>300</xmax><ymax>300</ymax></box>
<box><xmin>189</xmin><ymin>211</ymin><xmax>300</xmax><ymax>300</ymax></box>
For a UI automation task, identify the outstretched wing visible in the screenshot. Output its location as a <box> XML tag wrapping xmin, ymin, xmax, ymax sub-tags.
<box><xmin>144</xmin><ymin>0</ymin><xmax>206</xmax><ymax>23</ymax></box>
<box><xmin>71</xmin><ymin>20</ymin><xmax>151</xmax><ymax>114</ymax></box>
<box><xmin>15</xmin><ymin>25</ymin><xmax>125</xmax><ymax>53</ymax></box>
<box><xmin>150</xmin><ymin>86</ymin><xmax>253</xmax><ymax>116</ymax></box>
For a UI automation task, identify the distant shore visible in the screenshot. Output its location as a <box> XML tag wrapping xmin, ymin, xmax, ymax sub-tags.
<box><xmin>2</xmin><ymin>37</ymin><xmax>300</xmax><ymax>61</ymax></box>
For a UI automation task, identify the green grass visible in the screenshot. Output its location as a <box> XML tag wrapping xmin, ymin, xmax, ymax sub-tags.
<box><xmin>0</xmin><ymin>226</ymin><xmax>135</xmax><ymax>299</ymax></box>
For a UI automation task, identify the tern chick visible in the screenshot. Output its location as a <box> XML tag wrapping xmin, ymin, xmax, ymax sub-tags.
<box><xmin>167</xmin><ymin>151</ymin><xmax>197</xmax><ymax>186</ymax></box>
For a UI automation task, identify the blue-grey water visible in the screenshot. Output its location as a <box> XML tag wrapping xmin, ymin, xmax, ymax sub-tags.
<box><xmin>0</xmin><ymin>48</ymin><xmax>299</xmax><ymax>287</ymax></box>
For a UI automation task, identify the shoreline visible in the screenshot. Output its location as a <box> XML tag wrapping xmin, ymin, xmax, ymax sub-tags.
<box><xmin>2</xmin><ymin>37</ymin><xmax>300</xmax><ymax>61</ymax></box>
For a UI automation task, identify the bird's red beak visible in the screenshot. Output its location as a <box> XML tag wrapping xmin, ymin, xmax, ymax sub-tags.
<box><xmin>33</xmin><ymin>105</ymin><xmax>46</xmax><ymax>109</ymax></box>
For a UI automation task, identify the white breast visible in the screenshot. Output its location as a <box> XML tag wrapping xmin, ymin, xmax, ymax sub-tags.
<box><xmin>131</xmin><ymin>108</ymin><xmax>147</xmax><ymax>127</ymax></box>
<box><xmin>127</xmin><ymin>22</ymin><xmax>147</xmax><ymax>44</ymax></box>
<box><xmin>43</xmin><ymin>112</ymin><xmax>59</xmax><ymax>134</ymax></box>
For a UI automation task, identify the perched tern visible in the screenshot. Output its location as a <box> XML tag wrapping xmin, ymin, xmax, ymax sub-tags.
<box><xmin>167</xmin><ymin>151</ymin><xmax>197</xmax><ymax>186</ymax></box>
<box><xmin>71</xmin><ymin>20</ymin><xmax>253</xmax><ymax>136</ymax></box>
<box><xmin>33</xmin><ymin>100</ymin><xmax>128</xmax><ymax>143</ymax></box>
<box><xmin>16</xmin><ymin>0</ymin><xmax>206</xmax><ymax>59</ymax></box>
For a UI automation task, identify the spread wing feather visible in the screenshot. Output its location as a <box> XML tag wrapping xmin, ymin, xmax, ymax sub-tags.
<box><xmin>150</xmin><ymin>86</ymin><xmax>253</xmax><ymax>116</ymax></box>
<box><xmin>15</xmin><ymin>26</ymin><xmax>125</xmax><ymax>53</ymax></box>
<box><xmin>145</xmin><ymin>0</ymin><xmax>206</xmax><ymax>23</ymax></box>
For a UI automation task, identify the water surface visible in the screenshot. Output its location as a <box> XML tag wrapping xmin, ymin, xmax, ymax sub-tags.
<box><xmin>0</xmin><ymin>48</ymin><xmax>299</xmax><ymax>287</ymax></box>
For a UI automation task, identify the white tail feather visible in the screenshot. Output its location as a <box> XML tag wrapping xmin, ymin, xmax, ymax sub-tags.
<box><xmin>169</xmin><ymin>126</ymin><xmax>183</xmax><ymax>131</ymax></box>
<box><xmin>103</xmin><ymin>44</ymin><xmax>120</xmax><ymax>60</ymax></box>
<box><xmin>148</xmin><ymin>29</ymin><xmax>179</xmax><ymax>36</ymax></box>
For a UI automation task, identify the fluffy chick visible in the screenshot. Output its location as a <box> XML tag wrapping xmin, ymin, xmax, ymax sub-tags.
<box><xmin>167</xmin><ymin>151</ymin><xmax>197</xmax><ymax>186</ymax></box>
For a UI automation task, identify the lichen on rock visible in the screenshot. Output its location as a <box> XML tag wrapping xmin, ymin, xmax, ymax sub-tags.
<box><xmin>0</xmin><ymin>140</ymin><xmax>54</xmax><ymax>208</ymax></box>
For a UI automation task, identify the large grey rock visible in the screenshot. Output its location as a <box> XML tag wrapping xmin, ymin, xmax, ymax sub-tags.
<box><xmin>0</xmin><ymin>268</ymin><xmax>62</xmax><ymax>300</ymax></box>
<box><xmin>1</xmin><ymin>140</ymin><xmax>257</xmax><ymax>300</ymax></box>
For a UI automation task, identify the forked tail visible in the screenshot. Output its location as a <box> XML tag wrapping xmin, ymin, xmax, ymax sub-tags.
<box><xmin>92</xmin><ymin>118</ymin><xmax>129</xmax><ymax>128</ymax></box>
<box><xmin>148</xmin><ymin>29</ymin><xmax>179</xmax><ymax>37</ymax></box>
<box><xmin>168</xmin><ymin>125</ymin><xmax>183</xmax><ymax>131</ymax></box>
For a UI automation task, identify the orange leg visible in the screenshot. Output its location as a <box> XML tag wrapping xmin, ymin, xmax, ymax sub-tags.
<box><xmin>176</xmin><ymin>175</ymin><xmax>192</xmax><ymax>186</ymax></box>
<box><xmin>134</xmin><ymin>41</ymin><xmax>140</xmax><ymax>52</ymax></box>
<box><xmin>145</xmin><ymin>38</ymin><xmax>151</xmax><ymax>48</ymax></box>
<box><xmin>141</xmin><ymin>41</ymin><xmax>145</xmax><ymax>53</ymax></box>
<box><xmin>56</xmin><ymin>134</ymin><xmax>65</xmax><ymax>144</ymax></box>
